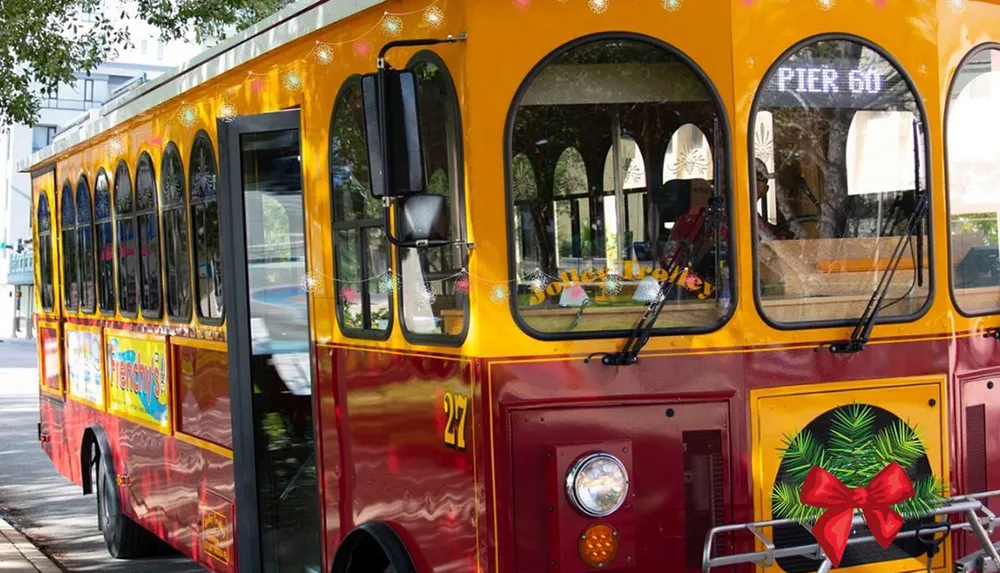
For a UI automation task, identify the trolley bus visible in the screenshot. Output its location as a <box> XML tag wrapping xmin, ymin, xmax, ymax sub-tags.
<box><xmin>23</xmin><ymin>0</ymin><xmax>1000</xmax><ymax>572</ymax></box>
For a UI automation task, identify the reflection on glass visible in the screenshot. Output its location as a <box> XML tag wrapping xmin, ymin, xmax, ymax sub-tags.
<box><xmin>94</xmin><ymin>171</ymin><xmax>116</xmax><ymax>314</ymax></box>
<box><xmin>752</xmin><ymin>39</ymin><xmax>928</xmax><ymax>325</ymax></box>
<box><xmin>948</xmin><ymin>48</ymin><xmax>1000</xmax><ymax>314</ymax></box>
<box><xmin>77</xmin><ymin>178</ymin><xmax>96</xmax><ymax>312</ymax></box>
<box><xmin>61</xmin><ymin>183</ymin><xmax>79</xmax><ymax>311</ymax></box>
<box><xmin>114</xmin><ymin>162</ymin><xmax>138</xmax><ymax>314</ymax></box>
<box><xmin>509</xmin><ymin>38</ymin><xmax>731</xmax><ymax>335</ymax></box>
<box><xmin>240</xmin><ymin>129</ymin><xmax>320</xmax><ymax>573</ymax></box>
<box><xmin>191</xmin><ymin>134</ymin><xmax>224</xmax><ymax>321</ymax></box>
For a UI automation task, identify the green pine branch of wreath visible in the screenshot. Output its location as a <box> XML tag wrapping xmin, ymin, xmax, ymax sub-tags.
<box><xmin>772</xmin><ymin>403</ymin><xmax>946</xmax><ymax>525</ymax></box>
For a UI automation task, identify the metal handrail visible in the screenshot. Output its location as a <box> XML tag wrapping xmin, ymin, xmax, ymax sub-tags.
<box><xmin>702</xmin><ymin>491</ymin><xmax>1000</xmax><ymax>573</ymax></box>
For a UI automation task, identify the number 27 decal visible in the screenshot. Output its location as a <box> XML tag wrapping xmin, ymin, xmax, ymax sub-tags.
<box><xmin>443</xmin><ymin>391</ymin><xmax>469</xmax><ymax>451</ymax></box>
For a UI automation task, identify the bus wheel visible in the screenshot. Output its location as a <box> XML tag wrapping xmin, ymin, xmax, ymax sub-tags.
<box><xmin>96</xmin><ymin>453</ymin><xmax>156</xmax><ymax>558</ymax></box>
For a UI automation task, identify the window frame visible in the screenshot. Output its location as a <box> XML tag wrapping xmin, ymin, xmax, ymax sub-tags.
<box><xmin>329</xmin><ymin>75</ymin><xmax>393</xmax><ymax>341</ymax></box>
<box><xmin>59</xmin><ymin>179</ymin><xmax>79</xmax><ymax>313</ymax></box>
<box><xmin>37</xmin><ymin>191</ymin><xmax>55</xmax><ymax>313</ymax></box>
<box><xmin>135</xmin><ymin>151</ymin><xmax>163</xmax><ymax>319</ymax></box>
<box><xmin>161</xmin><ymin>141</ymin><xmax>193</xmax><ymax>323</ymax></box>
<box><xmin>503</xmin><ymin>32</ymin><xmax>737</xmax><ymax>342</ymax></box>
<box><xmin>113</xmin><ymin>158</ymin><xmax>138</xmax><ymax>318</ymax></box>
<box><xmin>944</xmin><ymin>42</ymin><xmax>1000</xmax><ymax>318</ymax></box>
<box><xmin>94</xmin><ymin>168</ymin><xmax>116</xmax><ymax>316</ymax></box>
<box><xmin>395</xmin><ymin>51</ymin><xmax>470</xmax><ymax>347</ymax></box>
<box><xmin>747</xmin><ymin>33</ymin><xmax>934</xmax><ymax>331</ymax></box>
<box><xmin>189</xmin><ymin>130</ymin><xmax>225</xmax><ymax>326</ymax></box>
<box><xmin>76</xmin><ymin>174</ymin><xmax>96</xmax><ymax>314</ymax></box>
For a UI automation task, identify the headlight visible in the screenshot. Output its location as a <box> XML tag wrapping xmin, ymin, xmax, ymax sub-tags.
<box><xmin>565</xmin><ymin>453</ymin><xmax>629</xmax><ymax>517</ymax></box>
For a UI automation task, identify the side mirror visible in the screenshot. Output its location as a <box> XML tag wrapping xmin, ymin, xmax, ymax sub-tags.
<box><xmin>362</xmin><ymin>69</ymin><xmax>425</xmax><ymax>197</ymax></box>
<box><xmin>395</xmin><ymin>194</ymin><xmax>450</xmax><ymax>246</ymax></box>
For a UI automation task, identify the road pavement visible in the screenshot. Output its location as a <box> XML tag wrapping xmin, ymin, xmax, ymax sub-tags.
<box><xmin>0</xmin><ymin>337</ymin><xmax>205</xmax><ymax>572</ymax></box>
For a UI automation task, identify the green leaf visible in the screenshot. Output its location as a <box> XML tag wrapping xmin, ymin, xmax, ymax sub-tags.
<box><xmin>894</xmin><ymin>476</ymin><xmax>947</xmax><ymax>520</ymax></box>
<box><xmin>772</xmin><ymin>481</ymin><xmax>823</xmax><ymax>524</ymax></box>
<box><xmin>777</xmin><ymin>429</ymin><xmax>826</xmax><ymax>484</ymax></box>
<box><xmin>873</xmin><ymin>419</ymin><xmax>926</xmax><ymax>470</ymax></box>
<box><xmin>827</xmin><ymin>403</ymin><xmax>878</xmax><ymax>487</ymax></box>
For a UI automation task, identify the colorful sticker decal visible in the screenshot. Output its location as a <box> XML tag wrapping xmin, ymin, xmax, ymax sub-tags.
<box><xmin>771</xmin><ymin>402</ymin><xmax>944</xmax><ymax>570</ymax></box>
<box><xmin>200</xmin><ymin>508</ymin><xmax>231</xmax><ymax>565</ymax></box>
<box><xmin>66</xmin><ymin>328</ymin><xmax>103</xmax><ymax>407</ymax></box>
<box><xmin>106</xmin><ymin>333</ymin><xmax>168</xmax><ymax>429</ymax></box>
<box><xmin>40</xmin><ymin>326</ymin><xmax>61</xmax><ymax>394</ymax></box>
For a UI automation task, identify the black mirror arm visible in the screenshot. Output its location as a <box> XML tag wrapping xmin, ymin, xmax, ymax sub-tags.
<box><xmin>377</xmin><ymin>35</ymin><xmax>468</xmax><ymax>68</ymax></box>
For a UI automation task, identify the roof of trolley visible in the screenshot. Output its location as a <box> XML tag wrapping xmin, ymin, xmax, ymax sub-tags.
<box><xmin>19</xmin><ymin>0</ymin><xmax>386</xmax><ymax>174</ymax></box>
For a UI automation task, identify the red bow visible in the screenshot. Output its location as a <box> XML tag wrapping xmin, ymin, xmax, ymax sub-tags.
<box><xmin>799</xmin><ymin>462</ymin><xmax>914</xmax><ymax>568</ymax></box>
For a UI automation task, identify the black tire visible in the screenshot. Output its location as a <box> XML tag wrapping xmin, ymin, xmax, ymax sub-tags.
<box><xmin>96</xmin><ymin>451</ymin><xmax>156</xmax><ymax>559</ymax></box>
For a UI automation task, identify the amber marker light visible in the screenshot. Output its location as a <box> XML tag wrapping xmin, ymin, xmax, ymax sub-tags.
<box><xmin>578</xmin><ymin>523</ymin><xmax>618</xmax><ymax>568</ymax></box>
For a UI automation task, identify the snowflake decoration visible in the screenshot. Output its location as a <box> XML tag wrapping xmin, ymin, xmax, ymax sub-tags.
<box><xmin>177</xmin><ymin>104</ymin><xmax>198</xmax><ymax>127</ymax></box>
<box><xmin>747</xmin><ymin>57</ymin><xmax>755</xmax><ymax>69</ymax></box>
<box><xmin>488</xmin><ymin>284</ymin><xmax>509</xmax><ymax>305</ymax></box>
<box><xmin>105</xmin><ymin>136</ymin><xmax>126</xmax><ymax>159</ymax></box>
<box><xmin>513</xmin><ymin>0</ymin><xmax>532</xmax><ymax>11</ymax></box>
<box><xmin>816</xmin><ymin>0</ymin><xmax>835</xmax><ymax>10</ymax></box>
<box><xmin>218</xmin><ymin>100</ymin><xmax>238</xmax><ymax>123</ymax></box>
<box><xmin>454</xmin><ymin>274</ymin><xmax>470</xmax><ymax>294</ymax></box>
<box><xmin>377</xmin><ymin>272</ymin><xmax>398</xmax><ymax>295</ymax></box>
<box><xmin>423</xmin><ymin>6</ymin><xmax>445</xmax><ymax>28</ymax></box>
<box><xmin>946</xmin><ymin>0</ymin><xmax>966</xmax><ymax>12</ymax></box>
<box><xmin>602</xmin><ymin>273</ymin><xmax>623</xmax><ymax>296</ymax></box>
<box><xmin>147</xmin><ymin>135</ymin><xmax>163</xmax><ymax>148</ymax></box>
<box><xmin>250</xmin><ymin>79</ymin><xmax>267</xmax><ymax>94</ymax></box>
<box><xmin>662</xmin><ymin>0</ymin><xmax>682</xmax><ymax>12</ymax></box>
<box><xmin>314</xmin><ymin>43</ymin><xmax>334</xmax><ymax>65</ymax></box>
<box><xmin>282</xmin><ymin>70</ymin><xmax>303</xmax><ymax>91</ymax></box>
<box><xmin>353</xmin><ymin>39</ymin><xmax>373</xmax><ymax>58</ymax></box>
<box><xmin>417</xmin><ymin>287</ymin><xmax>437</xmax><ymax>310</ymax></box>
<box><xmin>382</xmin><ymin>14</ymin><xmax>403</xmax><ymax>36</ymax></box>
<box><xmin>299</xmin><ymin>272</ymin><xmax>319</xmax><ymax>293</ymax></box>
<box><xmin>588</xmin><ymin>0</ymin><xmax>609</xmax><ymax>13</ymax></box>
<box><xmin>525</xmin><ymin>269</ymin><xmax>548</xmax><ymax>293</ymax></box>
<box><xmin>339</xmin><ymin>286</ymin><xmax>360</xmax><ymax>304</ymax></box>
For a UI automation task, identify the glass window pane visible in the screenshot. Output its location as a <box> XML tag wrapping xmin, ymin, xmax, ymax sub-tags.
<box><xmin>94</xmin><ymin>171</ymin><xmax>115</xmax><ymax>314</ymax></box>
<box><xmin>364</xmin><ymin>227</ymin><xmax>390</xmax><ymax>331</ymax></box>
<box><xmin>330</xmin><ymin>82</ymin><xmax>380</xmax><ymax>223</ymax></box>
<box><xmin>37</xmin><ymin>194</ymin><xmax>54</xmax><ymax>311</ymax></box>
<box><xmin>161</xmin><ymin>143</ymin><xmax>191</xmax><ymax>320</ymax></box>
<box><xmin>753</xmin><ymin>39</ymin><xmax>928</xmax><ymax>325</ymax></box>
<box><xmin>400</xmin><ymin>57</ymin><xmax>468</xmax><ymax>338</ymax></box>
<box><xmin>509</xmin><ymin>38</ymin><xmax>732</xmax><ymax>336</ymax></box>
<box><xmin>136</xmin><ymin>154</ymin><xmax>161</xmax><ymax>317</ymax></box>
<box><xmin>335</xmin><ymin>228</ymin><xmax>362</xmax><ymax>328</ymax></box>
<box><xmin>190</xmin><ymin>133</ymin><xmax>223</xmax><ymax>321</ymax></box>
<box><xmin>948</xmin><ymin>48</ymin><xmax>1000</xmax><ymax>314</ymax></box>
<box><xmin>77</xmin><ymin>177</ymin><xmax>96</xmax><ymax>313</ymax></box>
<box><xmin>61</xmin><ymin>183</ymin><xmax>79</xmax><ymax>311</ymax></box>
<box><xmin>114</xmin><ymin>161</ymin><xmax>137</xmax><ymax>315</ymax></box>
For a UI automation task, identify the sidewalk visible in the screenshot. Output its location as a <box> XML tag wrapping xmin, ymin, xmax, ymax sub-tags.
<box><xmin>0</xmin><ymin>515</ymin><xmax>62</xmax><ymax>572</ymax></box>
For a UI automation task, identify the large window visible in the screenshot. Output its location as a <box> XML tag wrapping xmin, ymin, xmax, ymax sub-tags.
<box><xmin>161</xmin><ymin>142</ymin><xmax>192</xmax><ymax>321</ymax></box>
<box><xmin>399</xmin><ymin>54</ymin><xmax>468</xmax><ymax>341</ymax></box>
<box><xmin>114</xmin><ymin>160</ymin><xmax>138</xmax><ymax>316</ymax></box>
<box><xmin>948</xmin><ymin>47</ymin><xmax>1000</xmax><ymax>315</ymax></box>
<box><xmin>135</xmin><ymin>152</ymin><xmax>162</xmax><ymax>318</ymax></box>
<box><xmin>76</xmin><ymin>175</ymin><xmax>96</xmax><ymax>313</ymax></box>
<box><xmin>508</xmin><ymin>36</ymin><xmax>733</xmax><ymax>337</ymax></box>
<box><xmin>60</xmin><ymin>181</ymin><xmax>79</xmax><ymax>312</ymax></box>
<box><xmin>751</xmin><ymin>37</ymin><xmax>929</xmax><ymax>326</ymax></box>
<box><xmin>94</xmin><ymin>169</ymin><xmax>115</xmax><ymax>314</ymax></box>
<box><xmin>330</xmin><ymin>77</ymin><xmax>391</xmax><ymax>336</ymax></box>
<box><xmin>190</xmin><ymin>132</ymin><xmax>223</xmax><ymax>323</ymax></box>
<box><xmin>37</xmin><ymin>193</ymin><xmax>55</xmax><ymax>311</ymax></box>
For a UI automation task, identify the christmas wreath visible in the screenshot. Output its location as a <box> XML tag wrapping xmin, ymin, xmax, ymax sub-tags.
<box><xmin>772</xmin><ymin>403</ymin><xmax>946</xmax><ymax>568</ymax></box>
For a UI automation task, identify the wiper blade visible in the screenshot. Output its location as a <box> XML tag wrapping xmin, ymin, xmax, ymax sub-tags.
<box><xmin>589</xmin><ymin>196</ymin><xmax>725</xmax><ymax>366</ymax></box>
<box><xmin>828</xmin><ymin>188</ymin><xmax>929</xmax><ymax>354</ymax></box>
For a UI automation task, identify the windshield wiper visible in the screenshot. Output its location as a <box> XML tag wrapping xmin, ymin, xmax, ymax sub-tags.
<box><xmin>588</xmin><ymin>196</ymin><xmax>726</xmax><ymax>366</ymax></box>
<box><xmin>828</xmin><ymin>121</ymin><xmax>927</xmax><ymax>354</ymax></box>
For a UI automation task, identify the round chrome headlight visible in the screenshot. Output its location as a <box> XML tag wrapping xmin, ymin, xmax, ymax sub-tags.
<box><xmin>565</xmin><ymin>453</ymin><xmax>629</xmax><ymax>517</ymax></box>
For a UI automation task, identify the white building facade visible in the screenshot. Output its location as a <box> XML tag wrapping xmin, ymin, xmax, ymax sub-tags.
<box><xmin>0</xmin><ymin>10</ymin><xmax>203</xmax><ymax>338</ymax></box>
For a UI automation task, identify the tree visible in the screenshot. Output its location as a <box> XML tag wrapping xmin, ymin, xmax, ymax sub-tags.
<box><xmin>1</xmin><ymin>0</ymin><xmax>291</xmax><ymax>126</ymax></box>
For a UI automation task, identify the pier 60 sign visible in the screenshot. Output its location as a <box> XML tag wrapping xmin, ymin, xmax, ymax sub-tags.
<box><xmin>764</xmin><ymin>62</ymin><xmax>898</xmax><ymax>108</ymax></box>
<box><xmin>774</xmin><ymin>66</ymin><xmax>883</xmax><ymax>95</ymax></box>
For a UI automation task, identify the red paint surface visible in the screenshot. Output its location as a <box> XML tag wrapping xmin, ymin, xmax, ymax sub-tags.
<box><xmin>175</xmin><ymin>346</ymin><xmax>232</xmax><ymax>449</ymax></box>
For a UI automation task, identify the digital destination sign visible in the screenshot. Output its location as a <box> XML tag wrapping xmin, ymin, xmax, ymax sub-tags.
<box><xmin>762</xmin><ymin>61</ymin><xmax>905</xmax><ymax>109</ymax></box>
<box><xmin>773</xmin><ymin>66</ymin><xmax>884</xmax><ymax>96</ymax></box>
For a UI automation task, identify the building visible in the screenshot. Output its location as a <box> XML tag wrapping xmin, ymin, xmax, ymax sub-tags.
<box><xmin>0</xmin><ymin>10</ymin><xmax>204</xmax><ymax>338</ymax></box>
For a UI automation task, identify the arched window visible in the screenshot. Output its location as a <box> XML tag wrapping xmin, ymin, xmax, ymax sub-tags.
<box><xmin>114</xmin><ymin>160</ymin><xmax>138</xmax><ymax>316</ymax></box>
<box><xmin>135</xmin><ymin>152</ymin><xmax>161</xmax><ymax>318</ymax></box>
<box><xmin>398</xmin><ymin>53</ymin><xmax>468</xmax><ymax>341</ymax></box>
<box><xmin>37</xmin><ymin>193</ymin><xmax>55</xmax><ymax>312</ymax></box>
<box><xmin>60</xmin><ymin>181</ymin><xmax>78</xmax><ymax>312</ymax></box>
<box><xmin>76</xmin><ymin>175</ymin><xmax>96</xmax><ymax>313</ymax></box>
<box><xmin>161</xmin><ymin>142</ymin><xmax>192</xmax><ymax>321</ymax></box>
<box><xmin>751</xmin><ymin>37</ymin><xmax>929</xmax><ymax>326</ymax></box>
<box><xmin>508</xmin><ymin>35</ymin><xmax>733</xmax><ymax>337</ymax></box>
<box><xmin>94</xmin><ymin>169</ymin><xmax>115</xmax><ymax>314</ymax></box>
<box><xmin>190</xmin><ymin>131</ymin><xmax>223</xmax><ymax>323</ymax></box>
<box><xmin>947</xmin><ymin>46</ymin><xmax>1000</xmax><ymax>315</ymax></box>
<box><xmin>329</xmin><ymin>77</ymin><xmax>390</xmax><ymax>336</ymax></box>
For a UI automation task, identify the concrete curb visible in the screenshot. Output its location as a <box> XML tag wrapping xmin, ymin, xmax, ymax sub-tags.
<box><xmin>0</xmin><ymin>517</ymin><xmax>63</xmax><ymax>573</ymax></box>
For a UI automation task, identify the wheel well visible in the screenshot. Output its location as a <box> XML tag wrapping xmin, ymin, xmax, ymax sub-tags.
<box><xmin>332</xmin><ymin>522</ymin><xmax>418</xmax><ymax>573</ymax></box>
<box><xmin>80</xmin><ymin>424</ymin><xmax>115</xmax><ymax>496</ymax></box>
